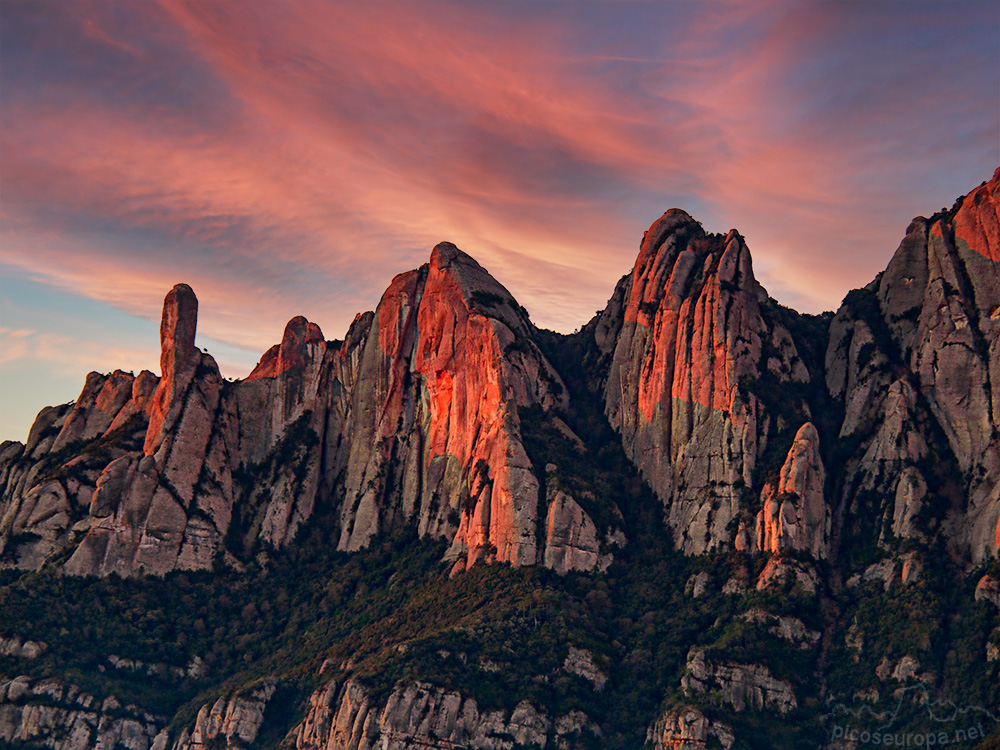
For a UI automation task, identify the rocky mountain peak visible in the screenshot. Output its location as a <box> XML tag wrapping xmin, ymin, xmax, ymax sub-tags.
<box><xmin>247</xmin><ymin>315</ymin><xmax>326</xmax><ymax>381</ymax></box>
<box><xmin>429</xmin><ymin>240</ymin><xmax>471</xmax><ymax>270</ymax></box>
<box><xmin>425</xmin><ymin>241</ymin><xmax>529</xmax><ymax>336</ymax></box>
<box><xmin>277</xmin><ymin>315</ymin><xmax>325</xmax><ymax>373</ymax></box>
<box><xmin>338</xmin><ymin>240</ymin><xmax>569</xmax><ymax>569</ymax></box>
<box><xmin>599</xmin><ymin>206</ymin><xmax>810</xmax><ymax>554</ymax></box>
<box><xmin>830</xmin><ymin>168</ymin><xmax>1000</xmax><ymax>562</ymax></box>
<box><xmin>637</xmin><ymin>209</ymin><xmax>702</xmax><ymax>264</ymax></box>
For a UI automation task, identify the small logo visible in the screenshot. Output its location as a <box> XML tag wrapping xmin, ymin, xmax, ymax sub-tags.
<box><xmin>824</xmin><ymin>685</ymin><xmax>998</xmax><ymax>746</ymax></box>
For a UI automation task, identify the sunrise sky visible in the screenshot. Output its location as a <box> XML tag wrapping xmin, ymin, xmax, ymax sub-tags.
<box><xmin>1</xmin><ymin>0</ymin><xmax>997</xmax><ymax>442</ymax></box>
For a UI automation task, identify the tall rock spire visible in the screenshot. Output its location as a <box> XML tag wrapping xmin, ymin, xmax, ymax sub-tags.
<box><xmin>144</xmin><ymin>283</ymin><xmax>200</xmax><ymax>457</ymax></box>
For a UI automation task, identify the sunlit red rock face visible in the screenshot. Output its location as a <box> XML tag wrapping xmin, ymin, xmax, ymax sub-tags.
<box><xmin>337</xmin><ymin>242</ymin><xmax>568</xmax><ymax>569</ymax></box>
<box><xmin>954</xmin><ymin>167</ymin><xmax>1000</xmax><ymax>263</ymax></box>
<box><xmin>592</xmin><ymin>211</ymin><xmax>816</xmax><ymax>555</ymax></box>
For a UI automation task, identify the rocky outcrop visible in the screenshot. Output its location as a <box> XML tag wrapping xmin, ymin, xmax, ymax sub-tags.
<box><xmin>739</xmin><ymin>609</ymin><xmax>821</xmax><ymax>649</ymax></box>
<box><xmin>646</xmin><ymin>704</ymin><xmax>735</xmax><ymax>750</ymax></box>
<box><xmin>229</xmin><ymin>313</ymin><xmax>336</xmax><ymax>550</ymax></box>
<box><xmin>542</xmin><ymin>482</ymin><xmax>614</xmax><ymax>575</ymax></box>
<box><xmin>51</xmin><ymin>371</ymin><xmax>142</xmax><ymax>453</ymax></box>
<box><xmin>0</xmin><ymin>636</ymin><xmax>46</xmax><ymax>659</ymax></box>
<box><xmin>975</xmin><ymin>574</ymin><xmax>1000</xmax><ymax>608</ymax></box>
<box><xmin>755</xmin><ymin>556</ymin><xmax>819</xmax><ymax>595</ymax></box>
<box><xmin>846</xmin><ymin>552</ymin><xmax>923</xmax><ymax>590</ymax></box>
<box><xmin>166</xmin><ymin>680</ymin><xmax>275</xmax><ymax>750</ymax></box>
<box><xmin>827</xmin><ymin>169</ymin><xmax>1000</xmax><ymax>561</ymax></box>
<box><xmin>577</xmin><ymin>171</ymin><xmax>999</xmax><ymax>562</ymax></box>
<box><xmin>590</xmin><ymin>211</ymin><xmax>811</xmax><ymax>554</ymax></box>
<box><xmin>293</xmin><ymin>678</ymin><xmax>599</xmax><ymax>750</ymax></box>
<box><xmin>0</xmin><ymin>279</ymin><xmax>348</xmax><ymax>575</ymax></box>
<box><xmin>0</xmin><ymin>367</ymin><xmax>157</xmax><ymax>570</ymax></box>
<box><xmin>64</xmin><ymin>285</ymin><xmax>231</xmax><ymax>576</ymax></box>
<box><xmin>562</xmin><ymin>647</ymin><xmax>607</xmax><ymax>690</ymax></box>
<box><xmin>682</xmin><ymin>648</ymin><xmax>797</xmax><ymax>714</ymax></box>
<box><xmin>755</xmin><ymin>422</ymin><xmax>828</xmax><ymax>557</ymax></box>
<box><xmin>686</xmin><ymin>571</ymin><xmax>710</xmax><ymax>598</ymax></box>
<box><xmin>144</xmin><ymin>284</ymin><xmax>201</xmax><ymax>457</ymax></box>
<box><xmin>0</xmin><ymin>676</ymin><xmax>163</xmax><ymax>750</ymax></box>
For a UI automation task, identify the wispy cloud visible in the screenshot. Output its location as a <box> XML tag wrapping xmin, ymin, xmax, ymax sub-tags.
<box><xmin>0</xmin><ymin>0</ymin><xmax>996</xmax><ymax>441</ymax></box>
<box><xmin>0</xmin><ymin>326</ymin><xmax>158</xmax><ymax>377</ymax></box>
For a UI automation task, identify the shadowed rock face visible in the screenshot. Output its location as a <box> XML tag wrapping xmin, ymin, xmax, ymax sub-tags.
<box><xmin>828</xmin><ymin>168</ymin><xmax>1000</xmax><ymax>562</ymax></box>
<box><xmin>646</xmin><ymin>704</ymin><xmax>735</xmax><ymax>750</ymax></box>
<box><xmin>166</xmin><ymin>680</ymin><xmax>276</xmax><ymax>750</ymax></box>
<box><xmin>0</xmin><ymin>676</ymin><xmax>163</xmax><ymax>750</ymax></box>
<box><xmin>288</xmin><ymin>677</ymin><xmax>596</xmax><ymax>750</ymax></box>
<box><xmin>0</xmin><ymin>365</ymin><xmax>160</xmax><ymax>572</ymax></box>
<box><xmin>682</xmin><ymin>647</ymin><xmax>797</xmax><ymax>714</ymax></box>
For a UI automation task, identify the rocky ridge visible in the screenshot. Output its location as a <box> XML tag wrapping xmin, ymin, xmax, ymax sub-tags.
<box><xmin>826</xmin><ymin>170</ymin><xmax>1000</xmax><ymax>562</ymax></box>
<box><xmin>4</xmin><ymin>174</ymin><xmax>999</xmax><ymax>572</ymax></box>
<box><xmin>1</xmin><ymin>246</ymin><xmax>618</xmax><ymax>578</ymax></box>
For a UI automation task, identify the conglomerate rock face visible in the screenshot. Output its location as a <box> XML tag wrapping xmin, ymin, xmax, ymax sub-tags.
<box><xmin>0</xmin><ymin>245</ymin><xmax>607</xmax><ymax>577</ymax></box>
<box><xmin>1</xmin><ymin>171</ymin><xmax>998</xmax><ymax>576</ymax></box>
<box><xmin>582</xmin><ymin>170</ymin><xmax>1000</xmax><ymax>562</ymax></box>
<box><xmin>63</xmin><ymin>284</ymin><xmax>229</xmax><ymax>576</ymax></box>
<box><xmin>681</xmin><ymin>648</ymin><xmax>798</xmax><ymax>715</ymax></box>
<box><xmin>591</xmin><ymin>210</ymin><xmax>815</xmax><ymax>555</ymax></box>
<box><xmin>0</xmin><ymin>675</ymin><xmax>163</xmax><ymax>750</ymax></box>
<box><xmin>827</xmin><ymin>168</ymin><xmax>1000</xmax><ymax>561</ymax></box>
<box><xmin>164</xmin><ymin>680</ymin><xmax>275</xmax><ymax>750</ymax></box>
<box><xmin>290</xmin><ymin>677</ymin><xmax>598</xmax><ymax>750</ymax></box>
<box><xmin>645</xmin><ymin>704</ymin><xmax>735</xmax><ymax>750</ymax></box>
<box><xmin>334</xmin><ymin>242</ymin><xmax>568</xmax><ymax>570</ymax></box>
<box><xmin>754</xmin><ymin>422</ymin><xmax>828</xmax><ymax>557</ymax></box>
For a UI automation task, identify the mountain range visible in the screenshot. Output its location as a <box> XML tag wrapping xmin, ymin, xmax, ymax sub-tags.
<box><xmin>1</xmin><ymin>169</ymin><xmax>999</xmax><ymax>749</ymax></box>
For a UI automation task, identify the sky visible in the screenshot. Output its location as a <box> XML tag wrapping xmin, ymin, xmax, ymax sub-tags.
<box><xmin>1</xmin><ymin>0</ymin><xmax>997</xmax><ymax>443</ymax></box>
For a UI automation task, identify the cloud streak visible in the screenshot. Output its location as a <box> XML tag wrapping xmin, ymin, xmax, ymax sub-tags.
<box><xmin>1</xmin><ymin>0</ymin><xmax>997</xmax><ymax>440</ymax></box>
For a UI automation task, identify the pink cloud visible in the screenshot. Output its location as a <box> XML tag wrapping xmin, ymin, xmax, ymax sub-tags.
<box><xmin>1</xmin><ymin>0</ymin><xmax>995</xmax><ymax>366</ymax></box>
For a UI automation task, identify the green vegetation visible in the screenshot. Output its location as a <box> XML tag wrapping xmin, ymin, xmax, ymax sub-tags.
<box><xmin>469</xmin><ymin>290</ymin><xmax>510</xmax><ymax>313</ymax></box>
